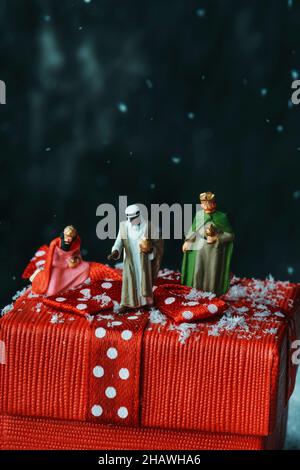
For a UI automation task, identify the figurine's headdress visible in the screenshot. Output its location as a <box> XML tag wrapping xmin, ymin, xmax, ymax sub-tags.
<box><xmin>199</xmin><ymin>192</ymin><xmax>215</xmax><ymax>202</ymax></box>
<box><xmin>63</xmin><ymin>225</ymin><xmax>77</xmax><ymax>238</ymax></box>
<box><xmin>125</xmin><ymin>204</ymin><xmax>140</xmax><ymax>220</ymax></box>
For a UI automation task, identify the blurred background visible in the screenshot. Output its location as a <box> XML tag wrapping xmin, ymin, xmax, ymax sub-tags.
<box><xmin>0</xmin><ymin>0</ymin><xmax>299</xmax><ymax>448</ymax></box>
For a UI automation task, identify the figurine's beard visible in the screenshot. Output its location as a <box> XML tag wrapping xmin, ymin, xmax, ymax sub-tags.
<box><xmin>60</xmin><ymin>234</ymin><xmax>72</xmax><ymax>251</ymax></box>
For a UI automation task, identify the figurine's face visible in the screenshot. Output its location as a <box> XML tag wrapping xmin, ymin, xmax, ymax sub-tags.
<box><xmin>130</xmin><ymin>216</ymin><xmax>141</xmax><ymax>226</ymax></box>
<box><xmin>64</xmin><ymin>233</ymin><xmax>74</xmax><ymax>244</ymax></box>
<box><xmin>201</xmin><ymin>200</ymin><xmax>216</xmax><ymax>213</ymax></box>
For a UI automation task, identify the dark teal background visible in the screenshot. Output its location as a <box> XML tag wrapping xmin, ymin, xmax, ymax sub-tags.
<box><xmin>0</xmin><ymin>0</ymin><xmax>299</xmax><ymax>303</ymax></box>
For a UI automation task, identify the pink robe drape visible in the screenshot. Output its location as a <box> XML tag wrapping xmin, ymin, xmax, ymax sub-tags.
<box><xmin>45</xmin><ymin>245</ymin><xmax>89</xmax><ymax>297</ymax></box>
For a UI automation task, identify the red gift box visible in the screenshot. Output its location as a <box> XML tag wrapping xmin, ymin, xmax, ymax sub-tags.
<box><xmin>0</xmin><ymin>257</ymin><xmax>299</xmax><ymax>450</ymax></box>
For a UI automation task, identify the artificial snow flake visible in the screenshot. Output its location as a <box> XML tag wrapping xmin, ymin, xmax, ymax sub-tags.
<box><xmin>185</xmin><ymin>289</ymin><xmax>215</xmax><ymax>301</ymax></box>
<box><xmin>113</xmin><ymin>301</ymin><xmax>120</xmax><ymax>313</ymax></box>
<box><xmin>12</xmin><ymin>287</ymin><xmax>28</xmax><ymax>301</ymax></box>
<box><xmin>50</xmin><ymin>313</ymin><xmax>64</xmax><ymax>324</ymax></box>
<box><xmin>149</xmin><ymin>308</ymin><xmax>167</xmax><ymax>326</ymax></box>
<box><xmin>187</xmin><ymin>112</ymin><xmax>195</xmax><ymax>120</ymax></box>
<box><xmin>92</xmin><ymin>293</ymin><xmax>111</xmax><ymax>307</ymax></box>
<box><xmin>1</xmin><ymin>304</ymin><xmax>13</xmax><ymax>317</ymax></box>
<box><xmin>27</xmin><ymin>290</ymin><xmax>40</xmax><ymax>298</ymax></box>
<box><xmin>85</xmin><ymin>314</ymin><xmax>94</xmax><ymax>323</ymax></box>
<box><xmin>35</xmin><ymin>302</ymin><xmax>42</xmax><ymax>313</ymax></box>
<box><xmin>208</xmin><ymin>313</ymin><xmax>249</xmax><ymax>337</ymax></box>
<box><xmin>264</xmin><ymin>328</ymin><xmax>278</xmax><ymax>335</ymax></box>
<box><xmin>168</xmin><ymin>322</ymin><xmax>198</xmax><ymax>344</ymax></box>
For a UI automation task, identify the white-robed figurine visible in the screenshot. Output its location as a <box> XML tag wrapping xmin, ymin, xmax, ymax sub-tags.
<box><xmin>108</xmin><ymin>204</ymin><xmax>163</xmax><ymax>314</ymax></box>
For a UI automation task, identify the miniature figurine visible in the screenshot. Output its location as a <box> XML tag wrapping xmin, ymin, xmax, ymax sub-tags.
<box><xmin>181</xmin><ymin>192</ymin><xmax>234</xmax><ymax>296</ymax></box>
<box><xmin>108</xmin><ymin>204</ymin><xmax>163</xmax><ymax>313</ymax></box>
<box><xmin>31</xmin><ymin>225</ymin><xmax>90</xmax><ymax>296</ymax></box>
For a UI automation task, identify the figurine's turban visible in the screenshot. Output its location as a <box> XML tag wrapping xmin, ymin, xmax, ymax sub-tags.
<box><xmin>125</xmin><ymin>204</ymin><xmax>140</xmax><ymax>220</ymax></box>
<box><xmin>199</xmin><ymin>191</ymin><xmax>215</xmax><ymax>202</ymax></box>
<box><xmin>63</xmin><ymin>225</ymin><xmax>77</xmax><ymax>237</ymax></box>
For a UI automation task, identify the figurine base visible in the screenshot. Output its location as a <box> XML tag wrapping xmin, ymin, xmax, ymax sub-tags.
<box><xmin>0</xmin><ymin>408</ymin><xmax>287</xmax><ymax>450</ymax></box>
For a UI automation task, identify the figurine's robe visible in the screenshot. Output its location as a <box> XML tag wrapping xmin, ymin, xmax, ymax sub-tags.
<box><xmin>112</xmin><ymin>220</ymin><xmax>163</xmax><ymax>308</ymax></box>
<box><xmin>181</xmin><ymin>210</ymin><xmax>234</xmax><ymax>296</ymax></box>
<box><xmin>31</xmin><ymin>236</ymin><xmax>90</xmax><ymax>296</ymax></box>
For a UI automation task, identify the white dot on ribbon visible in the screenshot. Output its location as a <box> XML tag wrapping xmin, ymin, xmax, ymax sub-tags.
<box><xmin>165</xmin><ymin>297</ymin><xmax>175</xmax><ymax>305</ymax></box>
<box><xmin>207</xmin><ymin>304</ymin><xmax>218</xmax><ymax>314</ymax></box>
<box><xmin>76</xmin><ymin>303</ymin><xmax>87</xmax><ymax>310</ymax></box>
<box><xmin>93</xmin><ymin>366</ymin><xmax>104</xmax><ymax>378</ymax></box>
<box><xmin>91</xmin><ymin>405</ymin><xmax>103</xmax><ymax>417</ymax></box>
<box><xmin>101</xmin><ymin>282</ymin><xmax>112</xmax><ymax>289</ymax></box>
<box><xmin>118</xmin><ymin>407</ymin><xmax>128</xmax><ymax>419</ymax></box>
<box><xmin>95</xmin><ymin>327</ymin><xmax>106</xmax><ymax>339</ymax></box>
<box><xmin>105</xmin><ymin>386</ymin><xmax>117</xmax><ymax>398</ymax></box>
<box><xmin>119</xmin><ymin>368</ymin><xmax>130</xmax><ymax>380</ymax></box>
<box><xmin>121</xmin><ymin>330</ymin><xmax>133</xmax><ymax>341</ymax></box>
<box><xmin>107</xmin><ymin>347</ymin><xmax>118</xmax><ymax>359</ymax></box>
<box><xmin>182</xmin><ymin>310</ymin><xmax>194</xmax><ymax>320</ymax></box>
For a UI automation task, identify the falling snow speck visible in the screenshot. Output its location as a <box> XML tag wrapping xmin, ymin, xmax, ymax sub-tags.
<box><xmin>265</xmin><ymin>118</ymin><xmax>270</xmax><ymax>123</ymax></box>
<box><xmin>45</xmin><ymin>147</ymin><xmax>51</xmax><ymax>152</ymax></box>
<box><xmin>84</xmin><ymin>0</ymin><xmax>92</xmax><ymax>3</ymax></box>
<box><xmin>291</xmin><ymin>69</ymin><xmax>299</xmax><ymax>80</ymax></box>
<box><xmin>78</xmin><ymin>26</ymin><xmax>83</xmax><ymax>31</ymax></box>
<box><xmin>171</xmin><ymin>156</ymin><xmax>182</xmax><ymax>164</ymax></box>
<box><xmin>196</xmin><ymin>8</ymin><xmax>206</xmax><ymax>17</ymax></box>
<box><xmin>44</xmin><ymin>15</ymin><xmax>51</xmax><ymax>22</ymax></box>
<box><xmin>287</xmin><ymin>266</ymin><xmax>294</xmax><ymax>275</ymax></box>
<box><xmin>288</xmin><ymin>0</ymin><xmax>293</xmax><ymax>9</ymax></box>
<box><xmin>187</xmin><ymin>112</ymin><xmax>195</xmax><ymax>120</ymax></box>
<box><xmin>260</xmin><ymin>88</ymin><xmax>268</xmax><ymax>97</ymax></box>
<box><xmin>150</xmin><ymin>183</ymin><xmax>156</xmax><ymax>189</ymax></box>
<box><xmin>276</xmin><ymin>125</ymin><xmax>284</xmax><ymax>133</ymax></box>
<box><xmin>145</xmin><ymin>79</ymin><xmax>153</xmax><ymax>89</ymax></box>
<box><xmin>117</xmin><ymin>102</ymin><xmax>128</xmax><ymax>113</ymax></box>
<box><xmin>293</xmin><ymin>190</ymin><xmax>300</xmax><ymax>199</ymax></box>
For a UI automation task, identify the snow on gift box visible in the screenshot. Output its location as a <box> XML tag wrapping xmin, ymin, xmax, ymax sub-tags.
<box><xmin>0</xmin><ymin>257</ymin><xmax>300</xmax><ymax>449</ymax></box>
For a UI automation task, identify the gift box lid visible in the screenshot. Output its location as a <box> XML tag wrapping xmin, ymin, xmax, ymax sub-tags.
<box><xmin>1</xmin><ymin>259</ymin><xmax>299</xmax><ymax>437</ymax></box>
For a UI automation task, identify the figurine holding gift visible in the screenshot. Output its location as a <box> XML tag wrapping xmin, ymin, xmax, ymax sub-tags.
<box><xmin>31</xmin><ymin>225</ymin><xmax>90</xmax><ymax>296</ymax></box>
<box><xmin>181</xmin><ymin>192</ymin><xmax>234</xmax><ymax>296</ymax></box>
<box><xmin>108</xmin><ymin>204</ymin><xmax>163</xmax><ymax>313</ymax></box>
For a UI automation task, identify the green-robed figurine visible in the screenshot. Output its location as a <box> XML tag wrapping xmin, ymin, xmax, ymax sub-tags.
<box><xmin>181</xmin><ymin>192</ymin><xmax>234</xmax><ymax>296</ymax></box>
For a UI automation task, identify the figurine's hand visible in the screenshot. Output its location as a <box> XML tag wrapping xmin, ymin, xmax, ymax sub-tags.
<box><xmin>107</xmin><ymin>250</ymin><xmax>119</xmax><ymax>261</ymax></box>
<box><xmin>68</xmin><ymin>256</ymin><xmax>80</xmax><ymax>268</ymax></box>
<box><xmin>206</xmin><ymin>235</ymin><xmax>218</xmax><ymax>244</ymax></box>
<box><xmin>182</xmin><ymin>241</ymin><xmax>191</xmax><ymax>252</ymax></box>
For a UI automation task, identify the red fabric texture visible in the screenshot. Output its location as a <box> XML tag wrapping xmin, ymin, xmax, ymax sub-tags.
<box><xmin>1</xmin><ymin>264</ymin><xmax>300</xmax><ymax>445</ymax></box>
<box><xmin>154</xmin><ymin>283</ymin><xmax>227</xmax><ymax>323</ymax></box>
<box><xmin>0</xmin><ymin>406</ymin><xmax>288</xmax><ymax>450</ymax></box>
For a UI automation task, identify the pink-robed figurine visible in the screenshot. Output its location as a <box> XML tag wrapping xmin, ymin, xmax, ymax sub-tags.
<box><xmin>31</xmin><ymin>225</ymin><xmax>90</xmax><ymax>296</ymax></box>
